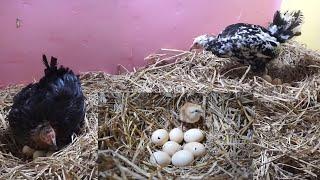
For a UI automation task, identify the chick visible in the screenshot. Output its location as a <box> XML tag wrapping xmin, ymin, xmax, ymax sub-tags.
<box><xmin>179</xmin><ymin>102</ymin><xmax>204</xmax><ymax>123</ymax></box>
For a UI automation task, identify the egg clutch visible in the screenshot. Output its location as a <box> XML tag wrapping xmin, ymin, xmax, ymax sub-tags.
<box><xmin>150</xmin><ymin>128</ymin><xmax>206</xmax><ymax>167</ymax></box>
<box><xmin>149</xmin><ymin>102</ymin><xmax>206</xmax><ymax>167</ymax></box>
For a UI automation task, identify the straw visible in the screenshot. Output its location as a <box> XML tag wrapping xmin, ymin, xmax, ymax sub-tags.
<box><xmin>97</xmin><ymin>41</ymin><xmax>320</xmax><ymax>179</ymax></box>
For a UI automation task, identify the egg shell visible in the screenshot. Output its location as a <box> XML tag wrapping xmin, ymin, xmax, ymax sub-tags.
<box><xmin>33</xmin><ymin>150</ymin><xmax>46</xmax><ymax>159</ymax></box>
<box><xmin>22</xmin><ymin>145</ymin><xmax>35</xmax><ymax>157</ymax></box>
<box><xmin>262</xmin><ymin>75</ymin><xmax>272</xmax><ymax>83</ymax></box>
<box><xmin>183</xmin><ymin>142</ymin><xmax>206</xmax><ymax>157</ymax></box>
<box><xmin>184</xmin><ymin>129</ymin><xmax>204</xmax><ymax>142</ymax></box>
<box><xmin>172</xmin><ymin>150</ymin><xmax>194</xmax><ymax>167</ymax></box>
<box><xmin>169</xmin><ymin>128</ymin><xmax>184</xmax><ymax>143</ymax></box>
<box><xmin>162</xmin><ymin>141</ymin><xmax>182</xmax><ymax>156</ymax></box>
<box><xmin>150</xmin><ymin>151</ymin><xmax>171</xmax><ymax>167</ymax></box>
<box><xmin>272</xmin><ymin>78</ymin><xmax>282</xmax><ymax>85</ymax></box>
<box><xmin>151</xmin><ymin>129</ymin><xmax>169</xmax><ymax>146</ymax></box>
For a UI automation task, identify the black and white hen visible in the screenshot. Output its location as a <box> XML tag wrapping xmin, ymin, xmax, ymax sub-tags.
<box><xmin>190</xmin><ymin>10</ymin><xmax>303</xmax><ymax>72</ymax></box>
<box><xmin>7</xmin><ymin>55</ymin><xmax>85</xmax><ymax>152</ymax></box>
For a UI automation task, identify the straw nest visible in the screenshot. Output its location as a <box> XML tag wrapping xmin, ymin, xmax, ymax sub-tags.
<box><xmin>98</xmin><ymin>41</ymin><xmax>320</xmax><ymax>179</ymax></box>
<box><xmin>92</xmin><ymin>41</ymin><xmax>320</xmax><ymax>93</ymax></box>
<box><xmin>0</xmin><ymin>76</ymin><xmax>99</xmax><ymax>179</ymax></box>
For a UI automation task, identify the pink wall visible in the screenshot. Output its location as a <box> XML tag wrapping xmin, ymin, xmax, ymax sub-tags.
<box><xmin>0</xmin><ymin>0</ymin><xmax>281</xmax><ymax>87</ymax></box>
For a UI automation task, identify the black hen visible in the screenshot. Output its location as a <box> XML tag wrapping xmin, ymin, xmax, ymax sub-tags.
<box><xmin>190</xmin><ymin>10</ymin><xmax>303</xmax><ymax>72</ymax></box>
<box><xmin>7</xmin><ymin>55</ymin><xmax>85</xmax><ymax>151</ymax></box>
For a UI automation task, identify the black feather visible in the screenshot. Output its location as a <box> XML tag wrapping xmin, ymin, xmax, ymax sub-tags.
<box><xmin>7</xmin><ymin>55</ymin><xmax>85</xmax><ymax>150</ymax></box>
<box><xmin>269</xmin><ymin>10</ymin><xmax>303</xmax><ymax>42</ymax></box>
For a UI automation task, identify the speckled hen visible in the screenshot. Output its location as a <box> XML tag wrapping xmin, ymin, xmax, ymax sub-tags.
<box><xmin>190</xmin><ymin>10</ymin><xmax>303</xmax><ymax>72</ymax></box>
<box><xmin>7</xmin><ymin>55</ymin><xmax>85</xmax><ymax>153</ymax></box>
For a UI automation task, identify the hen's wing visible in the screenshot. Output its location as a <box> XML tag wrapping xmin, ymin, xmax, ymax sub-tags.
<box><xmin>45</xmin><ymin>70</ymin><xmax>85</xmax><ymax>147</ymax></box>
<box><xmin>218</xmin><ymin>23</ymin><xmax>269</xmax><ymax>38</ymax></box>
<box><xmin>7</xmin><ymin>84</ymin><xmax>46</xmax><ymax>146</ymax></box>
<box><xmin>208</xmin><ymin>23</ymin><xmax>280</xmax><ymax>71</ymax></box>
<box><xmin>12</xmin><ymin>83</ymin><xmax>37</xmax><ymax>105</ymax></box>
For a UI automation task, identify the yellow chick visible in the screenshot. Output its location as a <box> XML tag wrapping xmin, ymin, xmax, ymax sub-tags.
<box><xmin>179</xmin><ymin>102</ymin><xmax>204</xmax><ymax>123</ymax></box>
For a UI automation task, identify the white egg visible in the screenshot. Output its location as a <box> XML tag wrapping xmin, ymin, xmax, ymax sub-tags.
<box><xmin>169</xmin><ymin>128</ymin><xmax>184</xmax><ymax>143</ymax></box>
<box><xmin>183</xmin><ymin>142</ymin><xmax>206</xmax><ymax>157</ymax></box>
<box><xmin>151</xmin><ymin>129</ymin><xmax>169</xmax><ymax>146</ymax></box>
<box><xmin>33</xmin><ymin>150</ymin><xmax>46</xmax><ymax>159</ymax></box>
<box><xmin>22</xmin><ymin>145</ymin><xmax>35</xmax><ymax>157</ymax></box>
<box><xmin>150</xmin><ymin>151</ymin><xmax>171</xmax><ymax>167</ymax></box>
<box><xmin>184</xmin><ymin>128</ymin><xmax>204</xmax><ymax>142</ymax></box>
<box><xmin>172</xmin><ymin>150</ymin><xmax>194</xmax><ymax>167</ymax></box>
<box><xmin>46</xmin><ymin>151</ymin><xmax>55</xmax><ymax>157</ymax></box>
<box><xmin>162</xmin><ymin>141</ymin><xmax>182</xmax><ymax>156</ymax></box>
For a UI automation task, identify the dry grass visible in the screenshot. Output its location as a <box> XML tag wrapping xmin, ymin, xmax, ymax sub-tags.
<box><xmin>0</xmin><ymin>76</ymin><xmax>99</xmax><ymax>179</ymax></box>
<box><xmin>1</xmin><ymin>40</ymin><xmax>319</xmax><ymax>179</ymax></box>
<box><xmin>97</xmin><ymin>41</ymin><xmax>320</xmax><ymax>179</ymax></box>
<box><xmin>91</xmin><ymin>41</ymin><xmax>320</xmax><ymax>93</ymax></box>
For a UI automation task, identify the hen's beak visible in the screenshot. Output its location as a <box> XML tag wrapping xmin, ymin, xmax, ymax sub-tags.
<box><xmin>189</xmin><ymin>43</ymin><xmax>201</xmax><ymax>51</ymax></box>
<box><xmin>50</xmin><ymin>137</ymin><xmax>58</xmax><ymax>151</ymax></box>
<box><xmin>189</xmin><ymin>44</ymin><xmax>196</xmax><ymax>51</ymax></box>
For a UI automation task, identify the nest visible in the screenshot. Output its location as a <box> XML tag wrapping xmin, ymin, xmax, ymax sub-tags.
<box><xmin>97</xmin><ymin>41</ymin><xmax>320</xmax><ymax>179</ymax></box>
<box><xmin>92</xmin><ymin>41</ymin><xmax>320</xmax><ymax>93</ymax></box>
<box><xmin>0</xmin><ymin>75</ymin><xmax>99</xmax><ymax>179</ymax></box>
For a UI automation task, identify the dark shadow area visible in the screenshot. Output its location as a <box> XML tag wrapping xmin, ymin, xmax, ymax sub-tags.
<box><xmin>0</xmin><ymin>127</ymin><xmax>25</xmax><ymax>159</ymax></box>
<box><xmin>221</xmin><ymin>55</ymin><xmax>319</xmax><ymax>84</ymax></box>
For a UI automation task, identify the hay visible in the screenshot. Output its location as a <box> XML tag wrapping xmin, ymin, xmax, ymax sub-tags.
<box><xmin>98</xmin><ymin>41</ymin><xmax>320</xmax><ymax>179</ymax></box>
<box><xmin>0</xmin><ymin>40</ymin><xmax>319</xmax><ymax>179</ymax></box>
<box><xmin>0</xmin><ymin>76</ymin><xmax>99</xmax><ymax>179</ymax></box>
<box><xmin>91</xmin><ymin>41</ymin><xmax>320</xmax><ymax>93</ymax></box>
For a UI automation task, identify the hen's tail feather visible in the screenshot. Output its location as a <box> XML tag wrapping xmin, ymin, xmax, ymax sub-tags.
<box><xmin>42</xmin><ymin>54</ymin><xmax>74</xmax><ymax>76</ymax></box>
<box><xmin>42</xmin><ymin>55</ymin><xmax>50</xmax><ymax>69</ymax></box>
<box><xmin>268</xmin><ymin>10</ymin><xmax>303</xmax><ymax>43</ymax></box>
<box><xmin>50</xmin><ymin>56</ymin><xmax>58</xmax><ymax>70</ymax></box>
<box><xmin>40</xmin><ymin>55</ymin><xmax>77</xmax><ymax>88</ymax></box>
<box><xmin>42</xmin><ymin>54</ymin><xmax>59</xmax><ymax>75</ymax></box>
